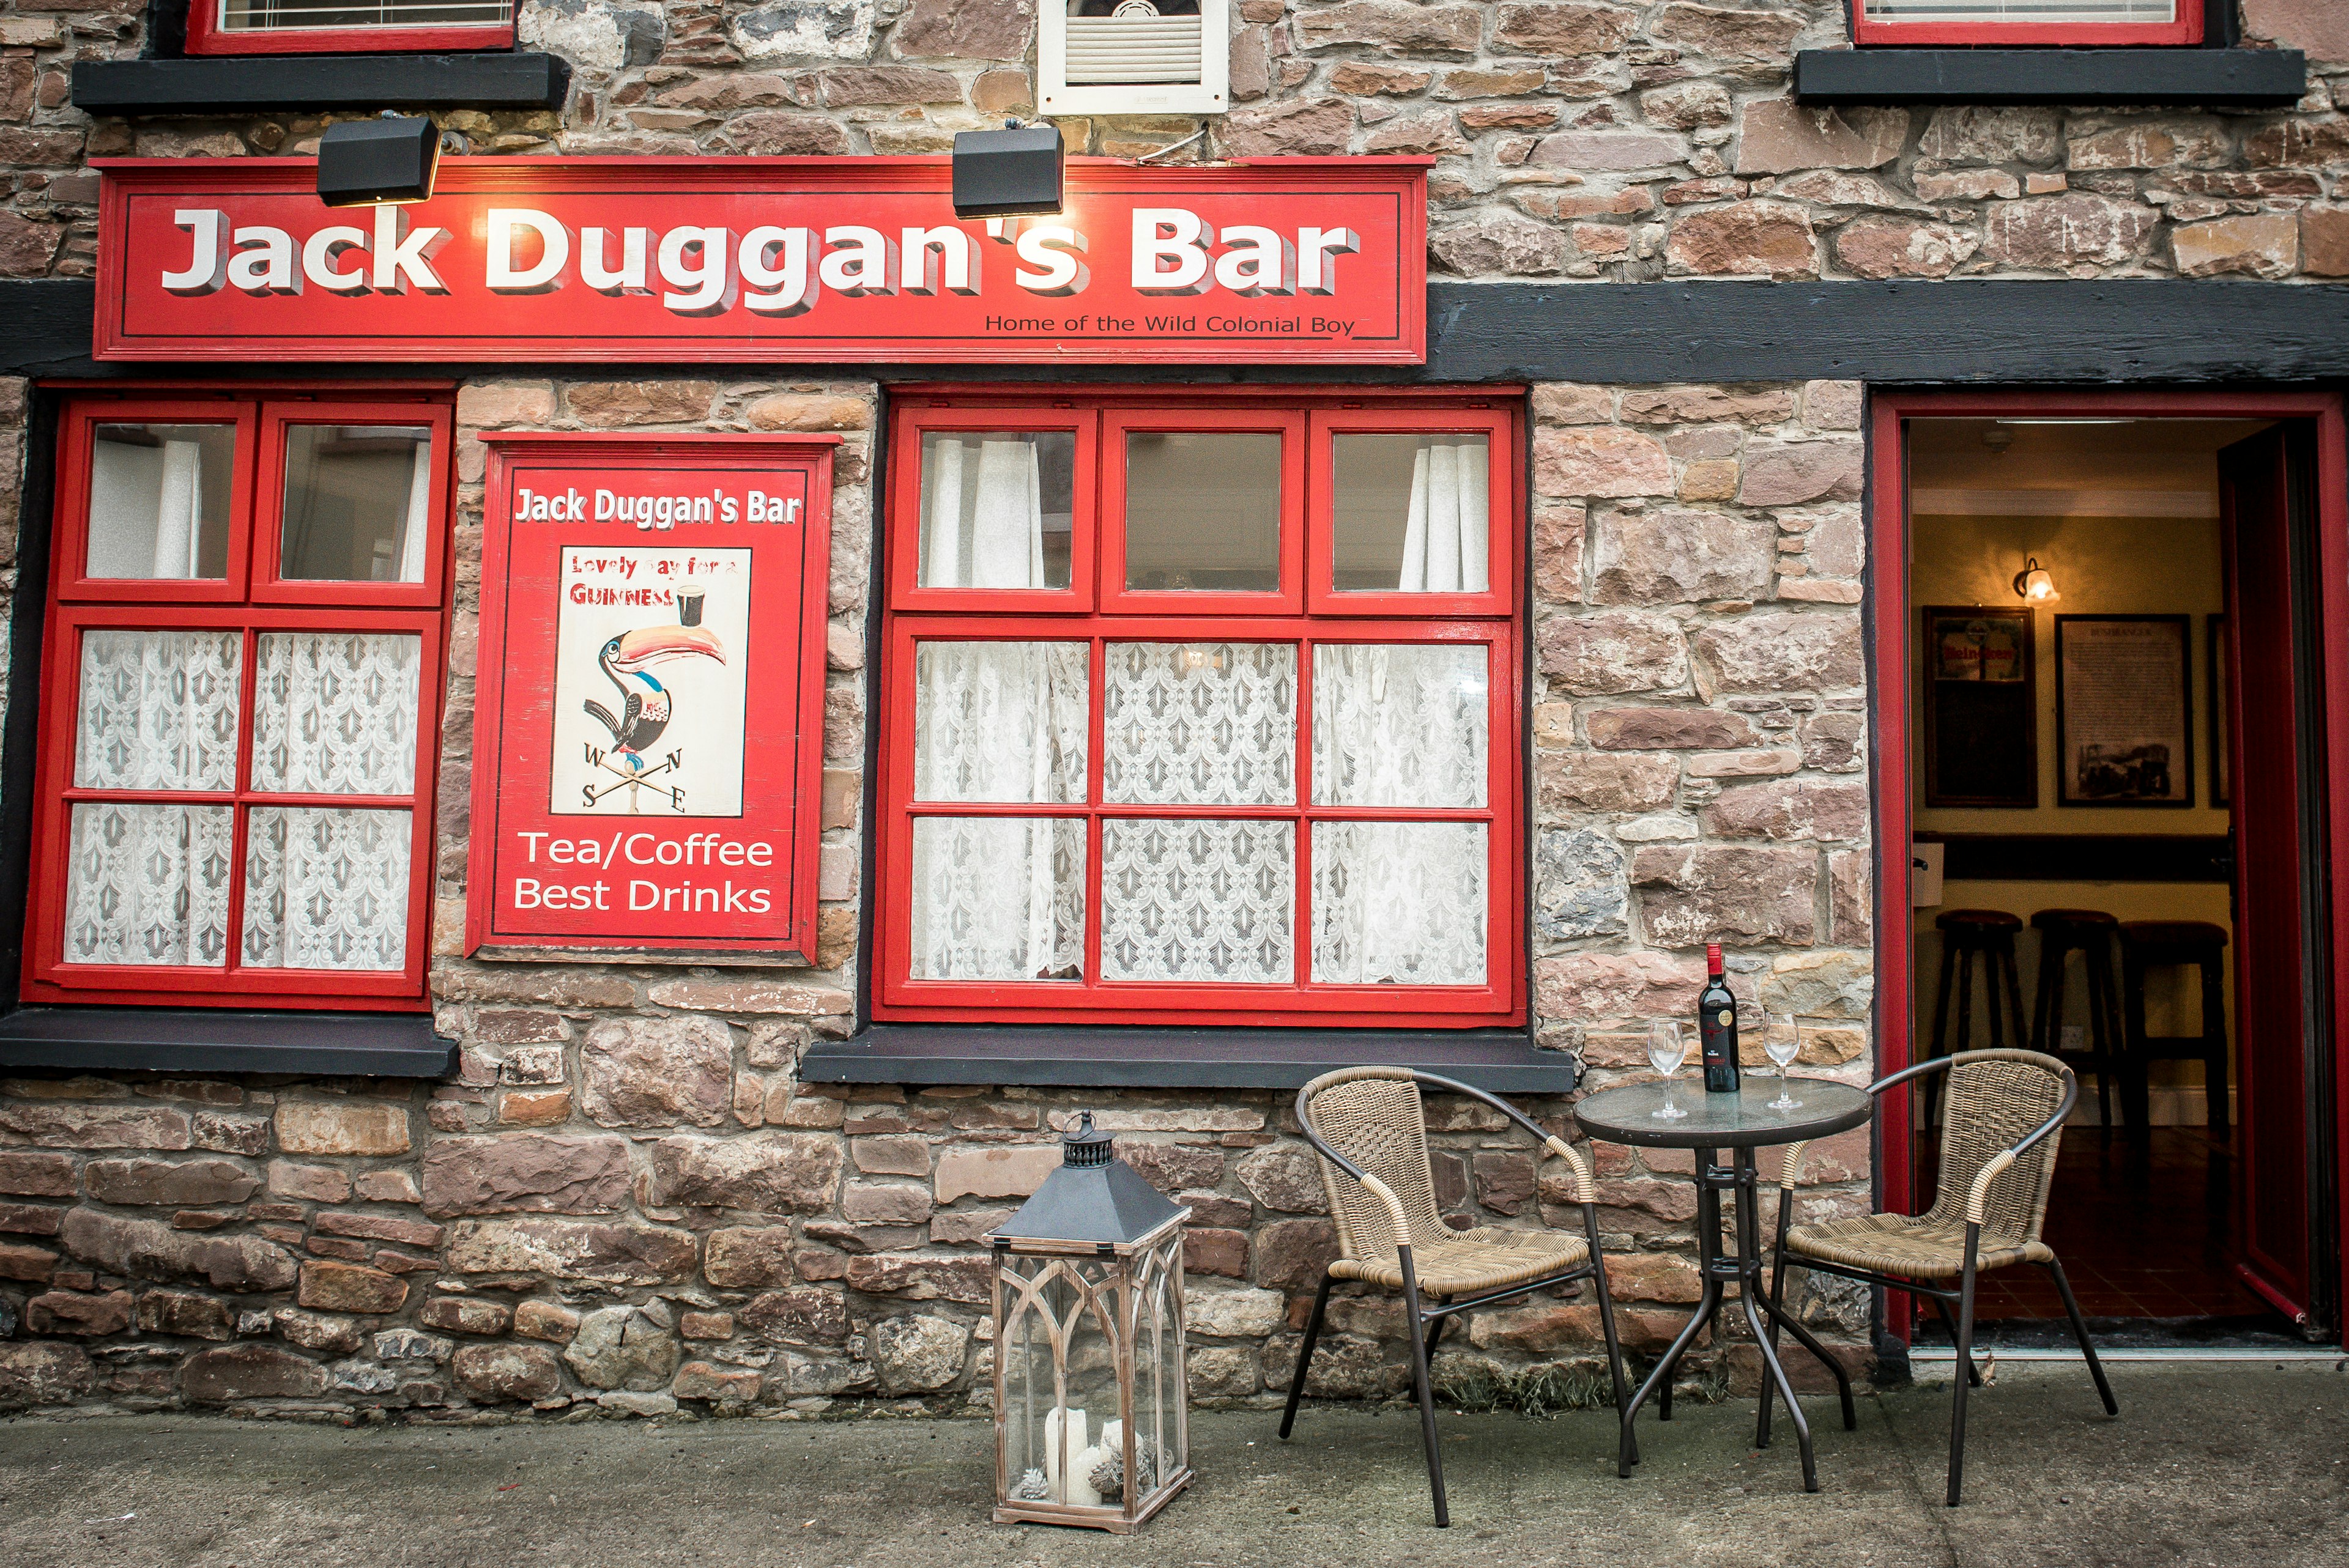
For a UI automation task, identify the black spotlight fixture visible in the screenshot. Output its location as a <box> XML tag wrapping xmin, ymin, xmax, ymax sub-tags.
<box><xmin>951</xmin><ymin>121</ymin><xmax>1064</xmax><ymax>220</ymax></box>
<box><xmin>316</xmin><ymin>114</ymin><xmax>441</xmax><ymax>208</ymax></box>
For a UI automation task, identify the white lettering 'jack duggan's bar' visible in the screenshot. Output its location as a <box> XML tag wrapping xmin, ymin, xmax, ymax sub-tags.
<box><xmin>158</xmin><ymin>206</ymin><xmax>1359</xmax><ymax>316</ymax></box>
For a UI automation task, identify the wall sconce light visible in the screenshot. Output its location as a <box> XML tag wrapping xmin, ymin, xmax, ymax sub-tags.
<box><xmin>316</xmin><ymin>114</ymin><xmax>441</xmax><ymax>207</ymax></box>
<box><xmin>2013</xmin><ymin>556</ymin><xmax>2060</xmax><ymax>604</ymax></box>
<box><xmin>952</xmin><ymin>122</ymin><xmax>1065</xmax><ymax>219</ymax></box>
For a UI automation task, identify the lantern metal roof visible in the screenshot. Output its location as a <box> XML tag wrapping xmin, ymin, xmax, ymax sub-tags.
<box><xmin>987</xmin><ymin>1112</ymin><xmax>1187</xmax><ymax>1252</ymax></box>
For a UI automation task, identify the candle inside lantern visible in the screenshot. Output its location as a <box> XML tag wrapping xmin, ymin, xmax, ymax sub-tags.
<box><xmin>1043</xmin><ymin>1407</ymin><xmax>1100</xmax><ymax>1506</ymax></box>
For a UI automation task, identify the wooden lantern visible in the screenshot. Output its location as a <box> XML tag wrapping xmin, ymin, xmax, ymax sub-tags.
<box><xmin>987</xmin><ymin>1112</ymin><xmax>1192</xmax><ymax>1533</ymax></box>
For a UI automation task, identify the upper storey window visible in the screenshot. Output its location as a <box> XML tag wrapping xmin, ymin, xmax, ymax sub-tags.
<box><xmin>1854</xmin><ymin>0</ymin><xmax>2202</xmax><ymax>46</ymax></box>
<box><xmin>186</xmin><ymin>0</ymin><xmax>517</xmax><ymax>56</ymax></box>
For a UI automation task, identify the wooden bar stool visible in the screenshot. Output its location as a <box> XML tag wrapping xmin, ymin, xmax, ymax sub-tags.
<box><xmin>1924</xmin><ymin>909</ymin><xmax>2028</xmax><ymax>1128</ymax></box>
<box><xmin>2028</xmin><ymin>908</ymin><xmax>2122</xmax><ymax>1130</ymax></box>
<box><xmin>2117</xmin><ymin>920</ymin><xmax>2230</xmax><ymax>1135</ymax></box>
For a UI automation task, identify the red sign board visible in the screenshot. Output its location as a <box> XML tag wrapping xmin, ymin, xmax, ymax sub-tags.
<box><xmin>467</xmin><ymin>434</ymin><xmax>835</xmax><ymax>961</ymax></box>
<box><xmin>94</xmin><ymin>156</ymin><xmax>1427</xmax><ymax>364</ymax></box>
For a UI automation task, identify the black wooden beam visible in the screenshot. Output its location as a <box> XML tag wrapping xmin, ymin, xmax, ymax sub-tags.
<box><xmin>1794</xmin><ymin>47</ymin><xmax>2306</xmax><ymax>107</ymax></box>
<box><xmin>11</xmin><ymin>276</ymin><xmax>2349</xmax><ymax>386</ymax></box>
<box><xmin>0</xmin><ymin>1007</ymin><xmax>458</xmax><ymax>1076</ymax></box>
<box><xmin>802</xmin><ymin>1025</ymin><xmax>1576</xmax><ymax>1092</ymax></box>
<box><xmin>70</xmin><ymin>53</ymin><xmax>569</xmax><ymax>116</ymax></box>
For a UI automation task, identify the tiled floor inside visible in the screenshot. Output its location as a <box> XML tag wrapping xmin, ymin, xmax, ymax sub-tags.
<box><xmin>1913</xmin><ymin>1121</ymin><xmax>2280</xmax><ymax>1323</ymax></box>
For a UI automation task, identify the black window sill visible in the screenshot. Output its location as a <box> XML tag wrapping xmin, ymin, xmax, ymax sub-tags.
<box><xmin>801</xmin><ymin>1024</ymin><xmax>1578</xmax><ymax>1093</ymax></box>
<box><xmin>0</xmin><ymin>1007</ymin><xmax>456</xmax><ymax>1078</ymax></box>
<box><xmin>1793</xmin><ymin>48</ymin><xmax>2307</xmax><ymax>107</ymax></box>
<box><xmin>70</xmin><ymin>53</ymin><xmax>569</xmax><ymax>117</ymax></box>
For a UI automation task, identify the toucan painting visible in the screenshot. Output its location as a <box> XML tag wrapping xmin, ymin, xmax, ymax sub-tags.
<box><xmin>583</xmin><ymin>623</ymin><xmax>727</xmax><ymax>774</ymax></box>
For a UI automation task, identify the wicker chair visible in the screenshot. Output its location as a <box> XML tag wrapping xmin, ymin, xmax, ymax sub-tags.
<box><xmin>1280</xmin><ymin>1067</ymin><xmax>1631</xmax><ymax>1528</ymax></box>
<box><xmin>1766</xmin><ymin>1048</ymin><xmax>2118</xmax><ymax>1506</ymax></box>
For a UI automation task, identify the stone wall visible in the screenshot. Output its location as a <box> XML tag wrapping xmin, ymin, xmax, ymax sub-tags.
<box><xmin>1</xmin><ymin>372</ymin><xmax>1880</xmax><ymax>1418</ymax></box>
<box><xmin>2</xmin><ymin>2</ymin><xmax>2348</xmax><ymax>282</ymax></box>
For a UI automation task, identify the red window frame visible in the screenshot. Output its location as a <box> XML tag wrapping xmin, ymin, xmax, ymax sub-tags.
<box><xmin>184</xmin><ymin>0</ymin><xmax>514</xmax><ymax>57</ymax></box>
<box><xmin>1851</xmin><ymin>0</ymin><xmax>2202</xmax><ymax>47</ymax></box>
<box><xmin>874</xmin><ymin>387</ymin><xmax>1526</xmax><ymax>1030</ymax></box>
<box><xmin>23</xmin><ymin>389</ymin><xmax>452</xmax><ymax>1011</ymax></box>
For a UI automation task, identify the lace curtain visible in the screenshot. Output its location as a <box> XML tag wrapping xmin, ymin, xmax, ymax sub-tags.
<box><xmin>63</xmin><ymin>627</ymin><xmax>417</xmax><ymax>973</ymax></box>
<box><xmin>1397</xmin><ymin>437</ymin><xmax>1490</xmax><ymax>594</ymax></box>
<box><xmin>909</xmin><ymin>641</ymin><xmax>1088</xmax><ymax>980</ymax></box>
<box><xmin>919</xmin><ymin>435</ymin><xmax>1047</xmax><ymax>589</ymax></box>
<box><xmin>251</xmin><ymin>632</ymin><xmax>423</xmax><ymax>794</ymax></box>
<box><xmin>1311</xmin><ymin>644</ymin><xmax>1488</xmax><ymax>985</ymax></box>
<box><xmin>64</xmin><ymin>803</ymin><xmax>234</xmax><ymax>967</ymax></box>
<box><xmin>242</xmin><ymin>807</ymin><xmax>410</xmax><ymax>971</ymax></box>
<box><xmin>909</xmin><ymin>634</ymin><xmax>1487</xmax><ymax>988</ymax></box>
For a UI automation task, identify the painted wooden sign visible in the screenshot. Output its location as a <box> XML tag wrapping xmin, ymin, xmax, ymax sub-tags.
<box><xmin>94</xmin><ymin>156</ymin><xmax>1429</xmax><ymax>365</ymax></box>
<box><xmin>467</xmin><ymin>433</ymin><xmax>835</xmax><ymax>960</ymax></box>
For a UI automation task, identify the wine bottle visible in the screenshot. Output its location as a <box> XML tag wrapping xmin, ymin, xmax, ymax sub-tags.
<box><xmin>1698</xmin><ymin>942</ymin><xmax>1740</xmax><ymax>1093</ymax></box>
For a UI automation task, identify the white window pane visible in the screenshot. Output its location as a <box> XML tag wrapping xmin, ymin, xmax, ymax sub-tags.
<box><xmin>1332</xmin><ymin>435</ymin><xmax>1490</xmax><ymax>593</ymax></box>
<box><xmin>1123</xmin><ymin>432</ymin><xmax>1282</xmax><ymax>592</ymax></box>
<box><xmin>251</xmin><ymin>632</ymin><xmax>423</xmax><ymax>795</ymax></box>
<box><xmin>75</xmin><ymin>629</ymin><xmax>243</xmax><ymax>791</ymax></box>
<box><xmin>1312</xmin><ymin>644</ymin><xmax>1487</xmax><ymax>808</ymax></box>
<box><xmin>1104</xmin><ymin>642</ymin><xmax>1295</xmax><ymax>806</ymax></box>
<box><xmin>242</xmin><ymin>807</ymin><xmax>411</xmax><ymax>971</ymax></box>
<box><xmin>280</xmin><ymin>426</ymin><xmax>436</xmax><ymax>584</ymax></box>
<box><xmin>1312</xmin><ymin>822</ymin><xmax>1486</xmax><ymax>986</ymax></box>
<box><xmin>913</xmin><ymin>642</ymin><xmax>1088</xmax><ymax>803</ymax></box>
<box><xmin>1864</xmin><ymin>0</ymin><xmax>2172</xmax><ymax>18</ymax></box>
<box><xmin>1102</xmin><ymin>818</ymin><xmax>1293</xmax><ymax>983</ymax></box>
<box><xmin>919</xmin><ymin>432</ymin><xmax>1074</xmax><ymax>590</ymax></box>
<box><xmin>910</xmin><ymin>817</ymin><xmax>1086</xmax><ymax>981</ymax></box>
<box><xmin>63</xmin><ymin>802</ymin><xmax>233</xmax><ymax>967</ymax></box>
<box><xmin>86</xmin><ymin>424</ymin><xmax>234</xmax><ymax>581</ymax></box>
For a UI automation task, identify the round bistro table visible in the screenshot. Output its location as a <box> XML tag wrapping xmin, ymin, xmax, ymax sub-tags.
<box><xmin>1573</xmin><ymin>1078</ymin><xmax>1872</xmax><ymax>1493</ymax></box>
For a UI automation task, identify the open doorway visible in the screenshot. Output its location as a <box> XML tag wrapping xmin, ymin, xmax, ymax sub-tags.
<box><xmin>1872</xmin><ymin>393</ymin><xmax>2349</xmax><ymax>1352</ymax></box>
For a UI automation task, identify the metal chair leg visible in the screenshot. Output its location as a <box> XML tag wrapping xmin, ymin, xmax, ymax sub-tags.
<box><xmin>1278</xmin><ymin>1271</ymin><xmax>1332</xmax><ymax>1440</ymax></box>
<box><xmin>1423</xmin><ymin>1295</ymin><xmax>1450</xmax><ymax>1365</ymax></box>
<box><xmin>1928</xmin><ymin>1295</ymin><xmax>1983</xmax><ymax>1388</ymax></box>
<box><xmin>1946</xmin><ymin>1235</ymin><xmax>1980</xmax><ymax>1507</ymax></box>
<box><xmin>2046</xmin><ymin>1257</ymin><xmax>2118</xmax><ymax>1416</ymax></box>
<box><xmin>1581</xmin><ymin>1203</ymin><xmax>1638</xmax><ymax>1466</ymax></box>
<box><xmin>1398</xmin><ymin>1253</ymin><xmax>1449</xmax><ymax>1528</ymax></box>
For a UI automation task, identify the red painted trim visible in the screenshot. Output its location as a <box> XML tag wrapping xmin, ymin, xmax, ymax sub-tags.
<box><xmin>52</xmin><ymin>398</ymin><xmax>259</xmax><ymax>604</ymax></box>
<box><xmin>1099</xmin><ymin>407</ymin><xmax>1309</xmax><ymax>616</ymax></box>
<box><xmin>2309</xmin><ymin>402</ymin><xmax>2349</xmax><ymax>1337</ymax></box>
<box><xmin>872</xmin><ymin>388</ymin><xmax>1524</xmax><ymax>1030</ymax></box>
<box><xmin>888</xmin><ymin>406</ymin><xmax>1099</xmax><ymax>615</ymax></box>
<box><xmin>1305</xmin><ymin>405</ymin><xmax>1518</xmax><ymax>619</ymax></box>
<box><xmin>1869</xmin><ymin>387</ymin><xmax>2349</xmax><ymax>1342</ymax></box>
<box><xmin>1849</xmin><ymin>0</ymin><xmax>2202</xmax><ymax>46</ymax></box>
<box><xmin>23</xmin><ymin>388</ymin><xmax>451</xmax><ymax>1011</ymax></box>
<box><xmin>181</xmin><ymin>2</ymin><xmax>514</xmax><ymax>56</ymax></box>
<box><xmin>251</xmin><ymin>400</ymin><xmax>452</xmax><ymax>608</ymax></box>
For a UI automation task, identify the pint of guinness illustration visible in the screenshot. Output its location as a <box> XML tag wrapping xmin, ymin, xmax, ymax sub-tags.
<box><xmin>675</xmin><ymin>585</ymin><xmax>707</xmax><ymax>627</ymax></box>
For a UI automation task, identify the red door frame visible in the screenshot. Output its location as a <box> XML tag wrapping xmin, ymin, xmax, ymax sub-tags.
<box><xmin>1868</xmin><ymin>390</ymin><xmax>2349</xmax><ymax>1341</ymax></box>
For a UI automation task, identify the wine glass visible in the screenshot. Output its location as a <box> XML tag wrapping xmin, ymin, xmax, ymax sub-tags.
<box><xmin>1767</xmin><ymin>1013</ymin><xmax>1805</xmax><ymax>1111</ymax></box>
<box><xmin>1647</xmin><ymin>1019</ymin><xmax>1690</xmax><ymax>1120</ymax></box>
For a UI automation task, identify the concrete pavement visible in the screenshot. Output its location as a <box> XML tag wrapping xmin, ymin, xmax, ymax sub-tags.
<box><xmin>1</xmin><ymin>1361</ymin><xmax>2343</xmax><ymax>1567</ymax></box>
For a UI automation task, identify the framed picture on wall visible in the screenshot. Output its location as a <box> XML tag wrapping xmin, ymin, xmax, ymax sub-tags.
<box><xmin>2209</xmin><ymin>614</ymin><xmax>2230</xmax><ymax>807</ymax></box>
<box><xmin>2056</xmin><ymin>613</ymin><xmax>2194</xmax><ymax>808</ymax></box>
<box><xmin>1920</xmin><ymin>606</ymin><xmax>2037</xmax><ymax>808</ymax></box>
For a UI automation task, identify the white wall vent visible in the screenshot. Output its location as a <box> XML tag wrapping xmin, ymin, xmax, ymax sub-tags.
<box><xmin>1041</xmin><ymin>0</ymin><xmax>1229</xmax><ymax>118</ymax></box>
